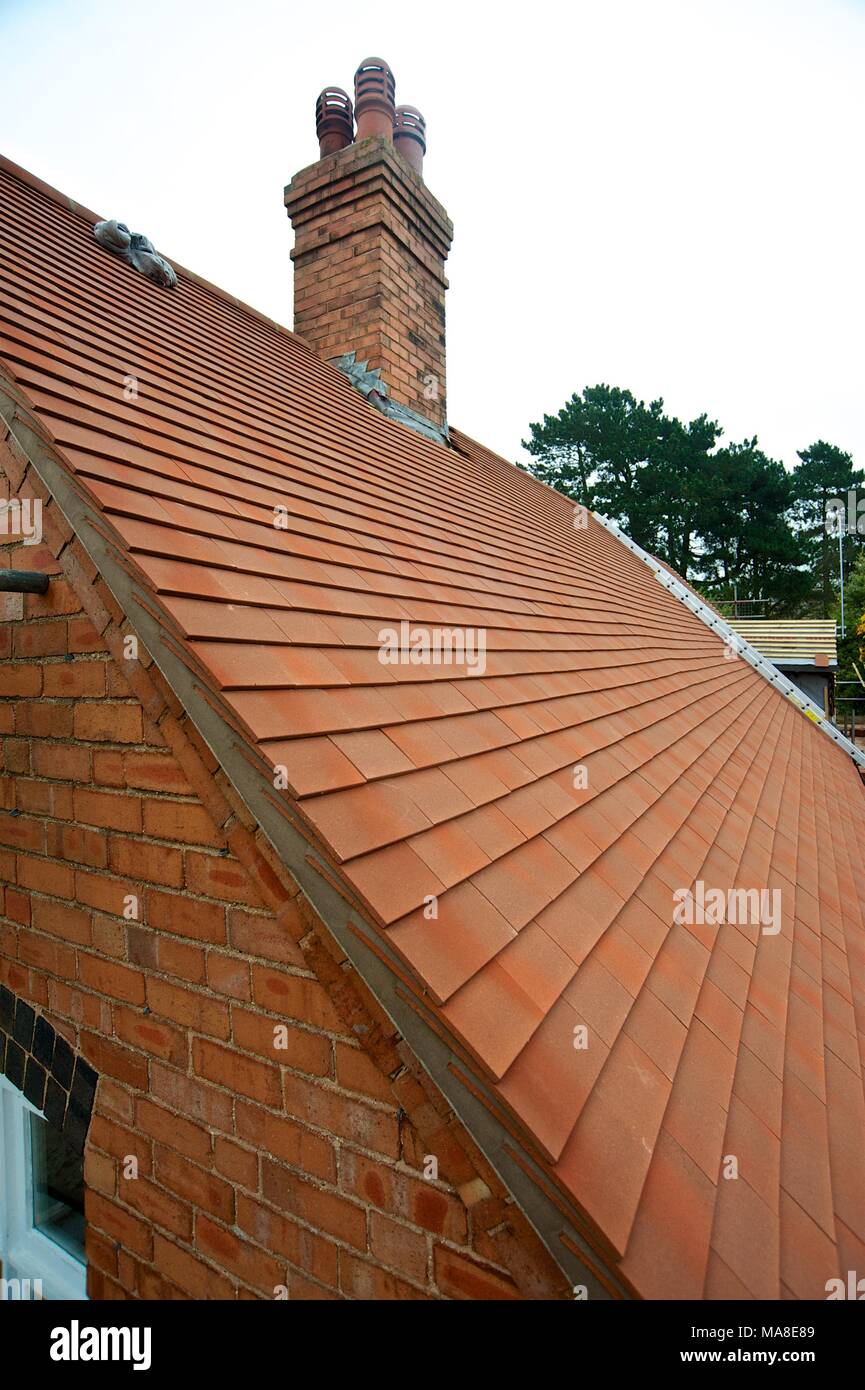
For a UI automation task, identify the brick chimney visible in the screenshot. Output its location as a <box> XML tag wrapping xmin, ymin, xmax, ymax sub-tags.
<box><xmin>284</xmin><ymin>58</ymin><xmax>454</xmax><ymax>436</ymax></box>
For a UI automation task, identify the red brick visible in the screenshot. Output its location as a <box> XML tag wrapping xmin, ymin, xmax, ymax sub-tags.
<box><xmin>120</xmin><ymin>1175</ymin><xmax>192</xmax><ymax>1240</ymax></box>
<box><xmin>143</xmin><ymin>798</ymin><xmax>224</xmax><ymax>847</ymax></box>
<box><xmin>18</xmin><ymin>932</ymin><xmax>77</xmax><ymax>979</ymax></box>
<box><xmin>48</xmin><ymin>980</ymin><xmax>111</xmax><ymax>1031</ymax></box>
<box><xmin>235</xmin><ymin>1100</ymin><xmax>336</xmax><ymax>1183</ymax></box>
<box><xmin>369</xmin><ymin>1210</ymin><xmax>429</xmax><ymax>1284</ymax></box>
<box><xmin>154</xmin><ymin>1145</ymin><xmax>235</xmax><ymax>1223</ymax></box>
<box><xmin>282</xmin><ymin>1072</ymin><xmax>400</xmax><ymax>1159</ymax></box>
<box><xmin>86</xmin><ymin>1192</ymin><xmax>153</xmax><ymax>1260</ymax></box>
<box><xmin>5</xmin><ymin>743</ymin><xmax>32</xmax><ymax>779</ymax></box>
<box><xmin>74</xmin><ymin>787</ymin><xmax>141</xmax><ymax>832</ymax></box>
<box><xmin>15</xmin><ymin>702</ymin><xmax>73</xmax><ymax>739</ymax></box>
<box><xmin>92</xmin><ymin>749</ymin><xmax>126</xmax><ymax>787</ymax></box>
<box><xmin>192</xmin><ymin>1037</ymin><xmax>281</xmax><ymax>1107</ymax></box>
<box><xmin>114</xmin><ymin>1004</ymin><xmax>188</xmax><ymax>1066</ymax></box>
<box><xmin>232</xmin><ymin>1008</ymin><xmax>331</xmax><ymax>1077</ymax></box>
<box><xmin>67</xmin><ymin>616</ymin><xmax>103</xmax><ymax>653</ymax></box>
<box><xmin>339</xmin><ymin>1250</ymin><xmax>426</xmax><ymax>1300</ymax></box>
<box><xmin>0</xmin><ymin>814</ymin><xmax>45</xmax><ymax>854</ymax></box>
<box><xmin>146</xmin><ymin>978</ymin><xmax>230</xmax><ymax>1038</ymax></box>
<box><xmin>79</xmin><ymin>955</ymin><xmax>146</xmax><ymax>1005</ymax></box>
<box><xmin>339</xmin><ymin>1149</ymin><xmax>466</xmax><ymax>1242</ymax></box>
<box><xmin>206</xmin><ymin>951</ymin><xmax>250</xmax><ymax>999</ymax></box>
<box><xmin>125</xmin><ymin>751</ymin><xmax>192</xmax><ymax>795</ymax></box>
<box><xmin>14</xmin><ymin>778</ymin><xmax>50</xmax><ymax>812</ymax></box>
<box><xmin>43</xmin><ymin>659</ymin><xmax>106</xmax><ymax>698</ymax></box>
<box><xmin>214</xmin><ymin>1136</ymin><xmax>259</xmax><ymax>1189</ymax></box>
<box><xmin>261</xmin><ymin>1161</ymin><xmax>367</xmax><ymax>1250</ymax></box>
<box><xmin>32</xmin><ymin>742</ymin><xmax>89</xmax><ymax>781</ymax></box>
<box><xmin>44</xmin><ymin>822</ymin><xmax>107</xmax><ymax>868</ymax></box>
<box><xmin>89</xmin><ymin>1113</ymin><xmax>153</xmax><ymax>1177</ymax></box>
<box><xmin>153</xmin><ymin>1233</ymin><xmax>235</xmax><ymax>1300</ymax></box>
<box><xmin>184</xmin><ymin>851</ymin><xmax>262</xmax><ymax>906</ymax></box>
<box><xmin>228</xmin><ymin>907</ymin><xmax>304</xmax><ymax>966</ymax></box>
<box><xmin>335</xmin><ymin>1042</ymin><xmax>396</xmax><ymax>1103</ymax></box>
<box><xmin>236</xmin><ymin>1193</ymin><xmax>339</xmax><ymax>1288</ymax></box>
<box><xmin>136</xmin><ymin>1266</ymin><xmax>190</xmax><ymax>1301</ymax></box>
<box><xmin>0</xmin><ymin>663</ymin><xmax>41</xmax><ymax>696</ymax></box>
<box><xmin>91</xmin><ymin>912</ymin><xmax>125</xmax><ymax>957</ymax></box>
<box><xmin>86</xmin><ymin>1226</ymin><xmax>119</xmax><ymax>1279</ymax></box>
<box><xmin>4</xmin><ymin>887</ymin><xmax>30</xmax><ymax>925</ymax></box>
<box><xmin>433</xmin><ymin>1245</ymin><xmax>520</xmax><ymax>1301</ymax></box>
<box><xmin>109</xmin><ymin>836</ymin><xmax>183</xmax><ymax>888</ymax></box>
<box><xmin>196</xmin><ymin>1214</ymin><xmax>284</xmax><ymax>1294</ymax></box>
<box><xmin>12</xmin><ymin>620</ymin><xmax>67</xmax><ymax>658</ymax></box>
<box><xmin>74</xmin><ymin>868</ymin><xmax>134</xmax><ymax>916</ymax></box>
<box><xmin>251</xmin><ymin>964</ymin><xmax>349</xmax><ymax>1034</ymax></box>
<box><xmin>150</xmin><ymin>1062</ymin><xmax>233</xmax><ymax>1132</ymax></box>
<box><xmin>31</xmin><ymin>898</ymin><xmax>91</xmax><ymax>945</ymax></box>
<box><xmin>80</xmin><ymin>1032</ymin><xmax>149</xmax><ymax>1090</ymax></box>
<box><xmin>146</xmin><ymin>888</ymin><xmax>225</xmax><ymax>943</ymax></box>
<box><xmin>136</xmin><ymin>1099</ymin><xmax>213</xmax><ymax>1162</ymax></box>
<box><xmin>73</xmin><ymin>701</ymin><xmax>143</xmax><ymax>743</ymax></box>
<box><xmin>151</xmin><ymin>936</ymin><xmax>207</xmax><ymax>984</ymax></box>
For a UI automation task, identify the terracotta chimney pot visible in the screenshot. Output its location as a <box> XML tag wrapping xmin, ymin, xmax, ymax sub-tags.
<box><xmin>393</xmin><ymin>105</ymin><xmax>426</xmax><ymax>175</ymax></box>
<box><xmin>354</xmin><ymin>57</ymin><xmax>396</xmax><ymax>141</ymax></box>
<box><xmin>315</xmin><ymin>87</ymin><xmax>354</xmax><ymax>157</ymax></box>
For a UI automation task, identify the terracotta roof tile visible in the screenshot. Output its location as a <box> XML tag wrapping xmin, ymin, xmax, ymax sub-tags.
<box><xmin>4</xmin><ymin>153</ymin><xmax>865</xmax><ymax>1299</ymax></box>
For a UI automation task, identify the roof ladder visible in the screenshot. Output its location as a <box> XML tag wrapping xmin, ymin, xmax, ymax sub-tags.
<box><xmin>592</xmin><ymin>511</ymin><xmax>865</xmax><ymax>773</ymax></box>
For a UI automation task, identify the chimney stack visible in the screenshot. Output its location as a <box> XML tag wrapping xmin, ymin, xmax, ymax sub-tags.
<box><xmin>284</xmin><ymin>57</ymin><xmax>453</xmax><ymax>435</ymax></box>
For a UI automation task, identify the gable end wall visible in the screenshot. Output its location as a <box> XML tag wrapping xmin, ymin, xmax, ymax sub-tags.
<box><xmin>0</xmin><ymin>435</ymin><xmax>570</xmax><ymax>1301</ymax></box>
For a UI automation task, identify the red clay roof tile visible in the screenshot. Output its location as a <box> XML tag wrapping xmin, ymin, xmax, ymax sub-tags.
<box><xmin>4</xmin><ymin>152</ymin><xmax>865</xmax><ymax>1301</ymax></box>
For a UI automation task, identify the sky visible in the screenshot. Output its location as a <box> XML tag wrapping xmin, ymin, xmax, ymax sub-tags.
<box><xmin>1</xmin><ymin>0</ymin><xmax>862</xmax><ymax>470</ymax></box>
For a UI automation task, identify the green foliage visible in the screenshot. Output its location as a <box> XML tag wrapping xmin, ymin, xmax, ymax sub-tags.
<box><xmin>837</xmin><ymin>552</ymin><xmax>865</xmax><ymax>682</ymax></box>
<box><xmin>522</xmin><ymin>385</ymin><xmax>830</xmax><ymax>611</ymax></box>
<box><xmin>790</xmin><ymin>441</ymin><xmax>865</xmax><ymax>617</ymax></box>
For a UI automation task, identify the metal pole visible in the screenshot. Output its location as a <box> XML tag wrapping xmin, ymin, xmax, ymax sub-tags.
<box><xmin>839</xmin><ymin>523</ymin><xmax>846</xmax><ymax>636</ymax></box>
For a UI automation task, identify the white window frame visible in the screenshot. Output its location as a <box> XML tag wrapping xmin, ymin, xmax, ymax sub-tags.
<box><xmin>0</xmin><ymin>1073</ymin><xmax>87</xmax><ymax>1300</ymax></box>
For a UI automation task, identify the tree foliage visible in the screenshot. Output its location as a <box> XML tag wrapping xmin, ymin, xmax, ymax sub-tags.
<box><xmin>522</xmin><ymin>386</ymin><xmax>858</xmax><ymax>614</ymax></box>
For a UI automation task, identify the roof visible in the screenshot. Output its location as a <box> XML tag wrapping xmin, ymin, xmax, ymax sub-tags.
<box><xmin>729</xmin><ymin>620</ymin><xmax>838</xmax><ymax>668</ymax></box>
<box><xmin>3</xmin><ymin>152</ymin><xmax>865</xmax><ymax>1300</ymax></box>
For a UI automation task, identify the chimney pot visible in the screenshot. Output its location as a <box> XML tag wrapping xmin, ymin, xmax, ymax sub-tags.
<box><xmin>315</xmin><ymin>86</ymin><xmax>354</xmax><ymax>157</ymax></box>
<box><xmin>354</xmin><ymin>57</ymin><xmax>396</xmax><ymax>141</ymax></box>
<box><xmin>393</xmin><ymin>105</ymin><xmax>426</xmax><ymax>175</ymax></box>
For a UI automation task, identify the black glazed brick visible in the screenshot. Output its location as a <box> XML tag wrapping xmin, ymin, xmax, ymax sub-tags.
<box><xmin>43</xmin><ymin>1077</ymin><xmax>67</xmax><ymax>1131</ymax></box>
<box><xmin>23</xmin><ymin>1057</ymin><xmax>46</xmax><ymax>1110</ymax></box>
<box><xmin>32</xmin><ymin>1015</ymin><xmax>55</xmax><ymax>1069</ymax></box>
<box><xmin>0</xmin><ymin>985</ymin><xmax>12</xmax><ymax>1032</ymax></box>
<box><xmin>63</xmin><ymin>1100</ymin><xmax>89</xmax><ymax>1155</ymax></box>
<box><xmin>51</xmin><ymin>1036</ymin><xmax>74</xmax><ymax>1089</ymax></box>
<box><xmin>70</xmin><ymin>1057</ymin><xmax>98</xmax><ymax>1116</ymax></box>
<box><xmin>0</xmin><ymin>1030</ymin><xmax>5</xmax><ymax>1075</ymax></box>
<box><xmin>5</xmin><ymin>1039</ymin><xmax>25</xmax><ymax>1090</ymax></box>
<box><xmin>12</xmin><ymin>999</ymin><xmax>35</xmax><ymax>1051</ymax></box>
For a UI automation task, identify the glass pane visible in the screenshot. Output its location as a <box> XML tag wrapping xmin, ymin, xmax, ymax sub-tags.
<box><xmin>29</xmin><ymin>1113</ymin><xmax>85</xmax><ymax>1262</ymax></box>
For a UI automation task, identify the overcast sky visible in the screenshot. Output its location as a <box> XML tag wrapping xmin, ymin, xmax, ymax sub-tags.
<box><xmin>1</xmin><ymin>0</ymin><xmax>862</xmax><ymax>470</ymax></box>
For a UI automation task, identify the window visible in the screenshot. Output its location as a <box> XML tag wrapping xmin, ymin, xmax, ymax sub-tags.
<box><xmin>0</xmin><ymin>1074</ymin><xmax>87</xmax><ymax>1300</ymax></box>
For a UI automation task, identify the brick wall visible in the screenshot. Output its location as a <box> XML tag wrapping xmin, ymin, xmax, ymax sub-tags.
<box><xmin>285</xmin><ymin>138</ymin><xmax>453</xmax><ymax>430</ymax></box>
<box><xmin>0</xmin><ymin>441</ymin><xmax>568</xmax><ymax>1301</ymax></box>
